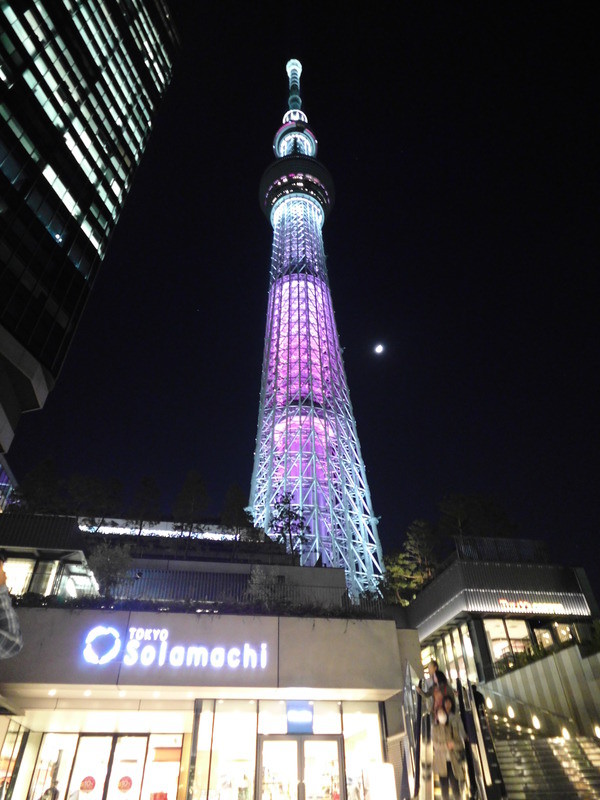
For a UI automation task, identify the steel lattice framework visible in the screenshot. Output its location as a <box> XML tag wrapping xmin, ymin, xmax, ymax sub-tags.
<box><xmin>249</xmin><ymin>60</ymin><xmax>384</xmax><ymax>595</ymax></box>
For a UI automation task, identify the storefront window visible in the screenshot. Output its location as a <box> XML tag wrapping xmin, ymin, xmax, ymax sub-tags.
<box><xmin>3</xmin><ymin>559</ymin><xmax>35</xmax><ymax>595</ymax></box>
<box><xmin>258</xmin><ymin>700</ymin><xmax>286</xmax><ymax>734</ymax></box>
<box><xmin>434</xmin><ymin>641</ymin><xmax>446</xmax><ymax>676</ymax></box>
<box><xmin>483</xmin><ymin>619</ymin><xmax>511</xmax><ymax>663</ymax></box>
<box><xmin>342</xmin><ymin>702</ymin><xmax>382</xmax><ymax>800</ymax></box>
<box><xmin>105</xmin><ymin>737</ymin><xmax>147</xmax><ymax>800</ymax></box>
<box><xmin>534</xmin><ymin>627</ymin><xmax>554</xmax><ymax>651</ymax></box>
<box><xmin>190</xmin><ymin>701</ymin><xmax>214</xmax><ymax>800</ymax></box>
<box><xmin>313</xmin><ymin>702</ymin><xmax>341</xmax><ymax>734</ymax></box>
<box><xmin>27</xmin><ymin>733</ymin><xmax>78</xmax><ymax>800</ymax></box>
<box><xmin>460</xmin><ymin>624</ymin><xmax>478</xmax><ymax>683</ymax></box>
<box><xmin>420</xmin><ymin>646</ymin><xmax>435</xmax><ymax>670</ymax></box>
<box><xmin>207</xmin><ymin>700</ymin><xmax>257</xmax><ymax>800</ymax></box>
<box><xmin>140</xmin><ymin>735</ymin><xmax>182</xmax><ymax>800</ymax></box>
<box><xmin>505</xmin><ymin>619</ymin><xmax>532</xmax><ymax>656</ymax></box>
<box><xmin>451</xmin><ymin>629</ymin><xmax>466</xmax><ymax>684</ymax></box>
<box><xmin>29</xmin><ymin>734</ymin><xmax>182</xmax><ymax>800</ymax></box>
<box><xmin>0</xmin><ymin>720</ymin><xmax>27</xmax><ymax>800</ymax></box>
<box><xmin>443</xmin><ymin>635</ymin><xmax>457</xmax><ymax>682</ymax></box>
<box><xmin>554</xmin><ymin>622</ymin><xmax>574</xmax><ymax>644</ymax></box>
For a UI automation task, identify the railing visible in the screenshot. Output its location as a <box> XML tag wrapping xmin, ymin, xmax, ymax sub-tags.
<box><xmin>407</xmin><ymin>675</ymin><xmax>508</xmax><ymax>800</ymax></box>
<box><xmin>400</xmin><ymin>661</ymin><xmax>422</xmax><ymax>799</ymax></box>
<box><xmin>14</xmin><ymin>569</ymin><xmax>385</xmax><ymax>619</ymax></box>
<box><xmin>457</xmin><ymin>679</ymin><xmax>507</xmax><ymax>800</ymax></box>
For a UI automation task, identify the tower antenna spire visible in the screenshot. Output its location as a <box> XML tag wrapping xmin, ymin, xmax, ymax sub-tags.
<box><xmin>251</xmin><ymin>61</ymin><xmax>385</xmax><ymax>596</ymax></box>
<box><xmin>286</xmin><ymin>59</ymin><xmax>302</xmax><ymax>110</ymax></box>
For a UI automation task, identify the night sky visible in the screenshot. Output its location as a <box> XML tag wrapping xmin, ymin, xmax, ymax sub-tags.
<box><xmin>6</xmin><ymin>5</ymin><xmax>599</xmax><ymax>589</ymax></box>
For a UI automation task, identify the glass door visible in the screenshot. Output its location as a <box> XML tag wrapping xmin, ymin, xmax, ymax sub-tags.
<box><xmin>257</xmin><ymin>736</ymin><xmax>343</xmax><ymax>800</ymax></box>
<box><xmin>259</xmin><ymin>739</ymin><xmax>298</xmax><ymax>800</ymax></box>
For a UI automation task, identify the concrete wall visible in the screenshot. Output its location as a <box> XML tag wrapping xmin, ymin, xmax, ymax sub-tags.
<box><xmin>0</xmin><ymin>608</ymin><xmax>405</xmax><ymax>699</ymax></box>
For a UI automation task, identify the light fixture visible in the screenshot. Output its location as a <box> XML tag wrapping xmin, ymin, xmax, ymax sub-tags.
<box><xmin>48</xmin><ymin>689</ymin><xmax>56</xmax><ymax>697</ymax></box>
<box><xmin>532</xmin><ymin>715</ymin><xmax>541</xmax><ymax>730</ymax></box>
<box><xmin>562</xmin><ymin>728</ymin><xmax>570</xmax><ymax>740</ymax></box>
<box><xmin>507</xmin><ymin>706</ymin><xmax>515</xmax><ymax>718</ymax></box>
<box><xmin>595</xmin><ymin>725</ymin><xmax>600</xmax><ymax>739</ymax></box>
<box><xmin>485</xmin><ymin>697</ymin><xmax>493</xmax><ymax>710</ymax></box>
<box><xmin>83</xmin><ymin>690</ymin><xmax>91</xmax><ymax>697</ymax></box>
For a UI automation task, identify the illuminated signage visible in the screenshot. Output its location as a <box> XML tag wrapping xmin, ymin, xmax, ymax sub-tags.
<box><xmin>83</xmin><ymin>625</ymin><xmax>267</xmax><ymax>671</ymax></box>
<box><xmin>286</xmin><ymin>701</ymin><xmax>313</xmax><ymax>734</ymax></box>
<box><xmin>498</xmin><ymin>598</ymin><xmax>566</xmax><ymax>615</ymax></box>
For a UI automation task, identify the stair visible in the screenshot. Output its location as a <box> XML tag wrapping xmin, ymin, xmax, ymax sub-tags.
<box><xmin>492</xmin><ymin>735</ymin><xmax>600</xmax><ymax>799</ymax></box>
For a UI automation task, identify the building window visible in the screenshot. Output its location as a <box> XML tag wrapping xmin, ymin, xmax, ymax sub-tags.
<box><xmin>483</xmin><ymin>617</ymin><xmax>534</xmax><ymax>674</ymax></box>
<box><xmin>342</xmin><ymin>702</ymin><xmax>382</xmax><ymax>800</ymax></box>
<box><xmin>554</xmin><ymin>622</ymin><xmax>574</xmax><ymax>644</ymax></box>
<box><xmin>533</xmin><ymin>627</ymin><xmax>554</xmax><ymax>651</ymax></box>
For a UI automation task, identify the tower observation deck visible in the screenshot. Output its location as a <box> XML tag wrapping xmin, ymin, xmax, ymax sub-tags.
<box><xmin>249</xmin><ymin>60</ymin><xmax>384</xmax><ymax>595</ymax></box>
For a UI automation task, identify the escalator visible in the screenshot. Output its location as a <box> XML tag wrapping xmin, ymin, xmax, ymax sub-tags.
<box><xmin>401</xmin><ymin>670</ymin><xmax>600</xmax><ymax>799</ymax></box>
<box><xmin>400</xmin><ymin>667</ymin><xmax>507</xmax><ymax>799</ymax></box>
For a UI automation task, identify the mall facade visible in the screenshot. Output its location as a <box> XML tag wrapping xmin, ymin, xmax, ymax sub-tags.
<box><xmin>0</xmin><ymin>515</ymin><xmax>421</xmax><ymax>800</ymax></box>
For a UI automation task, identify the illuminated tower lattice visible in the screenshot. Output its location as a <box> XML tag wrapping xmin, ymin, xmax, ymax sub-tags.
<box><xmin>249</xmin><ymin>60</ymin><xmax>384</xmax><ymax>595</ymax></box>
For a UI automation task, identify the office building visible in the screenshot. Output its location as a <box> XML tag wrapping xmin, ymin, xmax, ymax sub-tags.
<box><xmin>0</xmin><ymin>0</ymin><xmax>179</xmax><ymax>451</ymax></box>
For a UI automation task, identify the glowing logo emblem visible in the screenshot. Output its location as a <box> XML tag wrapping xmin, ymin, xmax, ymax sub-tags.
<box><xmin>83</xmin><ymin>625</ymin><xmax>121</xmax><ymax>665</ymax></box>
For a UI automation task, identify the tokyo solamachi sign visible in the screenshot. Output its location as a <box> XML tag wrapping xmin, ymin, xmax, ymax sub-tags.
<box><xmin>83</xmin><ymin>625</ymin><xmax>268</xmax><ymax>671</ymax></box>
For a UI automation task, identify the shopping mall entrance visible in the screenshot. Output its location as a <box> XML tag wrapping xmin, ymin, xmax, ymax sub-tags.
<box><xmin>28</xmin><ymin>733</ymin><xmax>182</xmax><ymax>800</ymax></box>
<box><xmin>257</xmin><ymin>735</ymin><xmax>344</xmax><ymax>800</ymax></box>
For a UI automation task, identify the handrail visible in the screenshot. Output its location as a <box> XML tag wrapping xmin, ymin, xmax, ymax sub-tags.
<box><xmin>455</xmin><ymin>680</ymin><xmax>478</xmax><ymax>799</ymax></box>
<box><xmin>418</xmin><ymin>712</ymin><xmax>433</xmax><ymax>800</ymax></box>
<box><xmin>401</xmin><ymin>661</ymin><xmax>422</xmax><ymax>799</ymax></box>
<box><xmin>458</xmin><ymin>680</ymin><xmax>507</xmax><ymax>800</ymax></box>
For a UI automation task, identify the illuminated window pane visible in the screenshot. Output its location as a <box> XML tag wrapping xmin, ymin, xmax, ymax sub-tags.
<box><xmin>534</xmin><ymin>628</ymin><xmax>554</xmax><ymax>651</ymax></box>
<box><xmin>483</xmin><ymin>618</ymin><xmax>511</xmax><ymax>663</ymax></box>
<box><xmin>208</xmin><ymin>700</ymin><xmax>257</xmax><ymax>800</ymax></box>
<box><xmin>460</xmin><ymin>623</ymin><xmax>479</xmax><ymax>683</ymax></box>
<box><xmin>140</xmin><ymin>734</ymin><xmax>182</xmax><ymax>800</ymax></box>
<box><xmin>342</xmin><ymin>702</ymin><xmax>382</xmax><ymax>800</ymax></box>
<box><xmin>505</xmin><ymin>619</ymin><xmax>532</xmax><ymax>654</ymax></box>
<box><xmin>3</xmin><ymin>558</ymin><xmax>34</xmax><ymax>594</ymax></box>
<box><xmin>258</xmin><ymin>699</ymin><xmax>287</xmax><ymax>734</ymax></box>
<box><xmin>554</xmin><ymin>622</ymin><xmax>574</xmax><ymax>644</ymax></box>
<box><xmin>313</xmin><ymin>701</ymin><xmax>342</xmax><ymax>734</ymax></box>
<box><xmin>189</xmin><ymin>701</ymin><xmax>213</xmax><ymax>800</ymax></box>
<box><xmin>28</xmin><ymin>733</ymin><xmax>79</xmax><ymax>800</ymax></box>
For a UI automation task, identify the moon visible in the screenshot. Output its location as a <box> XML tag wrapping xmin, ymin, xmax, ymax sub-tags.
<box><xmin>374</xmin><ymin>344</ymin><xmax>384</xmax><ymax>354</ymax></box>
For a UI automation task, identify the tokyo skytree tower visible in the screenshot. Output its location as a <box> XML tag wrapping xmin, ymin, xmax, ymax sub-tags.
<box><xmin>249</xmin><ymin>60</ymin><xmax>384</xmax><ymax>595</ymax></box>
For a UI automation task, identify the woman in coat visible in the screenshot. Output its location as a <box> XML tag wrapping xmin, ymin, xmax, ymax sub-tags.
<box><xmin>432</xmin><ymin>694</ymin><xmax>466</xmax><ymax>800</ymax></box>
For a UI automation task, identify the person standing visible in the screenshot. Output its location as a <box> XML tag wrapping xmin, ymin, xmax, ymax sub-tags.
<box><xmin>432</xmin><ymin>695</ymin><xmax>466</xmax><ymax>800</ymax></box>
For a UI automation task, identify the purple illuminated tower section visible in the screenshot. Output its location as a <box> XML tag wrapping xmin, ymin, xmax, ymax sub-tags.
<box><xmin>249</xmin><ymin>60</ymin><xmax>384</xmax><ymax>594</ymax></box>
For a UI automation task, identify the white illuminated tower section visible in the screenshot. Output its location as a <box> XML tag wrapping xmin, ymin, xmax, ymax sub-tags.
<box><xmin>249</xmin><ymin>60</ymin><xmax>384</xmax><ymax>595</ymax></box>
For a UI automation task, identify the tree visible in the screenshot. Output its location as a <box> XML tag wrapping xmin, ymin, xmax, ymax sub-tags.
<box><xmin>127</xmin><ymin>476</ymin><xmax>162</xmax><ymax>535</ymax></box>
<box><xmin>172</xmin><ymin>470</ymin><xmax>208</xmax><ymax>537</ymax></box>
<box><xmin>11</xmin><ymin>459</ymin><xmax>65</xmax><ymax>513</ymax></box>
<box><xmin>382</xmin><ymin>519</ymin><xmax>437</xmax><ymax>605</ymax></box>
<box><xmin>267</xmin><ymin>493</ymin><xmax>309</xmax><ymax>561</ymax></box>
<box><xmin>383</xmin><ymin>519</ymin><xmax>438</xmax><ymax>605</ymax></box>
<box><xmin>221</xmin><ymin>483</ymin><xmax>252</xmax><ymax>539</ymax></box>
<box><xmin>67</xmin><ymin>474</ymin><xmax>123</xmax><ymax>530</ymax></box>
<box><xmin>438</xmin><ymin>493</ymin><xmax>517</xmax><ymax>540</ymax></box>
<box><xmin>86</xmin><ymin>539</ymin><xmax>132</xmax><ymax>597</ymax></box>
